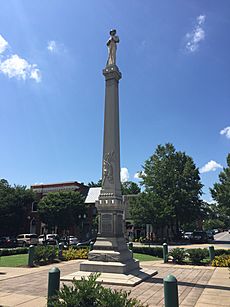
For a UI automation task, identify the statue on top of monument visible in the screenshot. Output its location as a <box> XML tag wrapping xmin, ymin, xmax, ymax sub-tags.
<box><xmin>106</xmin><ymin>29</ymin><xmax>119</xmax><ymax>66</ymax></box>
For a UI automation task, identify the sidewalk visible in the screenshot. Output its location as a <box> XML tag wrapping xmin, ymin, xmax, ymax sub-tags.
<box><xmin>0</xmin><ymin>260</ymin><xmax>229</xmax><ymax>306</ymax></box>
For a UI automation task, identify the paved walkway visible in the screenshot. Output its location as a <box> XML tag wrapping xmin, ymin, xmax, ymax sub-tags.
<box><xmin>0</xmin><ymin>260</ymin><xmax>229</xmax><ymax>306</ymax></box>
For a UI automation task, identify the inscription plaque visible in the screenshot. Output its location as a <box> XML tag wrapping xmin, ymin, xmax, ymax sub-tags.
<box><xmin>101</xmin><ymin>213</ymin><xmax>113</xmax><ymax>234</ymax></box>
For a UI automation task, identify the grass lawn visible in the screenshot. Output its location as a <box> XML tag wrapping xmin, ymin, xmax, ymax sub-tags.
<box><xmin>0</xmin><ymin>254</ymin><xmax>28</xmax><ymax>267</ymax></box>
<box><xmin>133</xmin><ymin>253</ymin><xmax>161</xmax><ymax>261</ymax></box>
<box><xmin>0</xmin><ymin>252</ymin><xmax>160</xmax><ymax>267</ymax></box>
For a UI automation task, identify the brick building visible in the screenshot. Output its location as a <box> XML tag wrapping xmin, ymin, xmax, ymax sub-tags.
<box><xmin>28</xmin><ymin>181</ymin><xmax>89</xmax><ymax>236</ymax></box>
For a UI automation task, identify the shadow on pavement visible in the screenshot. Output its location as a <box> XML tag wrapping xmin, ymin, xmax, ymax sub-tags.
<box><xmin>146</xmin><ymin>276</ymin><xmax>230</xmax><ymax>292</ymax></box>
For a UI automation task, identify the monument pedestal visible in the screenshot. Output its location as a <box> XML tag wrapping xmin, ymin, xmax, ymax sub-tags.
<box><xmin>61</xmin><ymin>267</ymin><xmax>158</xmax><ymax>287</ymax></box>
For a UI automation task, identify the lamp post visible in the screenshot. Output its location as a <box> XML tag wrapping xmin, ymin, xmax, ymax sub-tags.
<box><xmin>78</xmin><ymin>214</ymin><xmax>87</xmax><ymax>239</ymax></box>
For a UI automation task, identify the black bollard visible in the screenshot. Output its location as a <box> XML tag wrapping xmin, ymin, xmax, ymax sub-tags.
<box><xmin>28</xmin><ymin>245</ymin><xmax>35</xmax><ymax>267</ymax></box>
<box><xmin>58</xmin><ymin>243</ymin><xmax>63</xmax><ymax>260</ymax></box>
<box><xmin>47</xmin><ymin>267</ymin><xmax>60</xmax><ymax>305</ymax></box>
<box><xmin>163</xmin><ymin>243</ymin><xmax>168</xmax><ymax>263</ymax></box>
<box><xmin>164</xmin><ymin>274</ymin><xmax>179</xmax><ymax>307</ymax></box>
<box><xmin>209</xmin><ymin>246</ymin><xmax>215</xmax><ymax>262</ymax></box>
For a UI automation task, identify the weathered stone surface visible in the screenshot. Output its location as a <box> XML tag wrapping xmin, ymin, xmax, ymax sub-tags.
<box><xmin>61</xmin><ymin>267</ymin><xmax>158</xmax><ymax>286</ymax></box>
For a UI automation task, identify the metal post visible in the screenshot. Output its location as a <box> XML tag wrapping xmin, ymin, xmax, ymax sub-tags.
<box><xmin>128</xmin><ymin>242</ymin><xmax>133</xmax><ymax>251</ymax></box>
<box><xmin>164</xmin><ymin>274</ymin><xmax>179</xmax><ymax>307</ymax></box>
<box><xmin>163</xmin><ymin>243</ymin><xmax>168</xmax><ymax>263</ymax></box>
<box><xmin>89</xmin><ymin>241</ymin><xmax>94</xmax><ymax>251</ymax></box>
<box><xmin>128</xmin><ymin>242</ymin><xmax>133</xmax><ymax>256</ymax></box>
<box><xmin>209</xmin><ymin>246</ymin><xmax>215</xmax><ymax>262</ymax></box>
<box><xmin>58</xmin><ymin>243</ymin><xmax>63</xmax><ymax>259</ymax></box>
<box><xmin>28</xmin><ymin>245</ymin><xmax>35</xmax><ymax>267</ymax></box>
<box><xmin>47</xmin><ymin>267</ymin><xmax>60</xmax><ymax>305</ymax></box>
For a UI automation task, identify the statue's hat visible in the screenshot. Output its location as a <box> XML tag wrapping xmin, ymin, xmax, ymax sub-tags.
<box><xmin>110</xmin><ymin>29</ymin><xmax>116</xmax><ymax>35</ymax></box>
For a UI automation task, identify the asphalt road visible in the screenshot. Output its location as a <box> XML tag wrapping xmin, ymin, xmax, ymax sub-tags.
<box><xmin>134</xmin><ymin>231</ymin><xmax>230</xmax><ymax>250</ymax></box>
<box><xmin>214</xmin><ymin>230</ymin><xmax>230</xmax><ymax>241</ymax></box>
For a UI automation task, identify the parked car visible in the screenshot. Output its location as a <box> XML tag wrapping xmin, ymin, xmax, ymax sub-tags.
<box><xmin>190</xmin><ymin>231</ymin><xmax>208</xmax><ymax>243</ymax></box>
<box><xmin>38</xmin><ymin>234</ymin><xmax>59</xmax><ymax>245</ymax></box>
<box><xmin>76</xmin><ymin>238</ymin><xmax>96</xmax><ymax>248</ymax></box>
<box><xmin>183</xmin><ymin>232</ymin><xmax>193</xmax><ymax>240</ymax></box>
<box><xmin>212</xmin><ymin>229</ymin><xmax>219</xmax><ymax>234</ymax></box>
<box><xmin>68</xmin><ymin>236</ymin><xmax>78</xmax><ymax>246</ymax></box>
<box><xmin>0</xmin><ymin>236</ymin><xmax>18</xmax><ymax>248</ymax></box>
<box><xmin>17</xmin><ymin>234</ymin><xmax>38</xmax><ymax>247</ymax></box>
<box><xmin>206</xmin><ymin>230</ymin><xmax>214</xmax><ymax>240</ymax></box>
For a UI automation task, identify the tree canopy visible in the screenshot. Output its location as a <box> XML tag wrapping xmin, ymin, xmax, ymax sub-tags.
<box><xmin>88</xmin><ymin>179</ymin><xmax>140</xmax><ymax>195</ymax></box>
<box><xmin>210</xmin><ymin>153</ymin><xmax>230</xmax><ymax>216</ymax></box>
<box><xmin>0</xmin><ymin>179</ymin><xmax>35</xmax><ymax>235</ymax></box>
<box><xmin>130</xmin><ymin>143</ymin><xmax>203</xmax><ymax>240</ymax></box>
<box><xmin>38</xmin><ymin>190</ymin><xmax>86</xmax><ymax>231</ymax></box>
<box><xmin>121</xmin><ymin>181</ymin><xmax>140</xmax><ymax>195</ymax></box>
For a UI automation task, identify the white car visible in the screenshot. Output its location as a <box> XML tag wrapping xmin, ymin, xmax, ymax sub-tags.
<box><xmin>17</xmin><ymin>234</ymin><xmax>38</xmax><ymax>247</ymax></box>
<box><xmin>38</xmin><ymin>234</ymin><xmax>59</xmax><ymax>245</ymax></box>
<box><xmin>68</xmin><ymin>236</ymin><xmax>78</xmax><ymax>246</ymax></box>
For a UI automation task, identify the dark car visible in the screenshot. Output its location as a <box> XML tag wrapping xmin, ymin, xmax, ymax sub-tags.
<box><xmin>191</xmin><ymin>231</ymin><xmax>208</xmax><ymax>243</ymax></box>
<box><xmin>76</xmin><ymin>238</ymin><xmax>96</xmax><ymax>248</ymax></box>
<box><xmin>183</xmin><ymin>232</ymin><xmax>193</xmax><ymax>240</ymax></box>
<box><xmin>206</xmin><ymin>230</ymin><xmax>214</xmax><ymax>240</ymax></box>
<box><xmin>0</xmin><ymin>236</ymin><xmax>18</xmax><ymax>248</ymax></box>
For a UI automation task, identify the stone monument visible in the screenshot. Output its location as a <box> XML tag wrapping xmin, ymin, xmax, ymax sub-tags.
<box><xmin>61</xmin><ymin>30</ymin><xmax>157</xmax><ymax>285</ymax></box>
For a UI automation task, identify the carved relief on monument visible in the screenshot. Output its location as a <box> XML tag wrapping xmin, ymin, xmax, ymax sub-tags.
<box><xmin>102</xmin><ymin>151</ymin><xmax>114</xmax><ymax>186</ymax></box>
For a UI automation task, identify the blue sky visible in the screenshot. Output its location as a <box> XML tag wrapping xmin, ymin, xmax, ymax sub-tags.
<box><xmin>0</xmin><ymin>1</ymin><xmax>229</xmax><ymax>202</ymax></box>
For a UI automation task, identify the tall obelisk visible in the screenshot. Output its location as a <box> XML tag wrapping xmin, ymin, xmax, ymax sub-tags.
<box><xmin>80</xmin><ymin>29</ymin><xmax>139</xmax><ymax>273</ymax></box>
<box><xmin>61</xmin><ymin>30</ymin><xmax>158</xmax><ymax>285</ymax></box>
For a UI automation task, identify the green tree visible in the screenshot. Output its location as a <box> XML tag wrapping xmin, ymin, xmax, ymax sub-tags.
<box><xmin>0</xmin><ymin>179</ymin><xmax>35</xmax><ymax>235</ymax></box>
<box><xmin>210</xmin><ymin>153</ymin><xmax>230</xmax><ymax>216</ymax></box>
<box><xmin>88</xmin><ymin>179</ymin><xmax>102</xmax><ymax>187</ymax></box>
<box><xmin>88</xmin><ymin>179</ymin><xmax>140</xmax><ymax>195</ymax></box>
<box><xmin>38</xmin><ymin>191</ymin><xmax>86</xmax><ymax>232</ymax></box>
<box><xmin>130</xmin><ymin>143</ymin><xmax>203</xmax><ymax>240</ymax></box>
<box><xmin>121</xmin><ymin>181</ymin><xmax>140</xmax><ymax>195</ymax></box>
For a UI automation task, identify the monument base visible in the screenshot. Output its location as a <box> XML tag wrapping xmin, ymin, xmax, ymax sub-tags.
<box><xmin>80</xmin><ymin>258</ymin><xmax>139</xmax><ymax>274</ymax></box>
<box><xmin>61</xmin><ymin>267</ymin><xmax>158</xmax><ymax>287</ymax></box>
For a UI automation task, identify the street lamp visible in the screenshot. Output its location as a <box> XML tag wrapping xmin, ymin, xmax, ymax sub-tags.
<box><xmin>78</xmin><ymin>214</ymin><xmax>87</xmax><ymax>239</ymax></box>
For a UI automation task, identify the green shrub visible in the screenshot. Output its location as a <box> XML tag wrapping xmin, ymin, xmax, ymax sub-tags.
<box><xmin>212</xmin><ymin>255</ymin><xmax>230</xmax><ymax>267</ymax></box>
<box><xmin>132</xmin><ymin>246</ymin><xmax>163</xmax><ymax>258</ymax></box>
<box><xmin>169</xmin><ymin>248</ymin><xmax>187</xmax><ymax>264</ymax></box>
<box><xmin>214</xmin><ymin>249</ymin><xmax>230</xmax><ymax>256</ymax></box>
<box><xmin>49</xmin><ymin>273</ymin><xmax>147</xmax><ymax>307</ymax></box>
<box><xmin>188</xmin><ymin>248</ymin><xmax>208</xmax><ymax>264</ymax></box>
<box><xmin>33</xmin><ymin>246</ymin><xmax>57</xmax><ymax>265</ymax></box>
<box><xmin>0</xmin><ymin>247</ymin><xmax>28</xmax><ymax>256</ymax></box>
<box><xmin>62</xmin><ymin>247</ymin><xmax>89</xmax><ymax>261</ymax></box>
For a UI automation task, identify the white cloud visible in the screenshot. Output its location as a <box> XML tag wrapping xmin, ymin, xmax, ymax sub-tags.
<box><xmin>134</xmin><ymin>171</ymin><xmax>146</xmax><ymax>180</ymax></box>
<box><xmin>197</xmin><ymin>15</ymin><xmax>206</xmax><ymax>25</ymax></box>
<box><xmin>134</xmin><ymin>172</ymin><xmax>140</xmax><ymax>179</ymax></box>
<box><xmin>200</xmin><ymin>160</ymin><xmax>223</xmax><ymax>173</ymax></box>
<box><xmin>120</xmin><ymin>167</ymin><xmax>129</xmax><ymax>183</ymax></box>
<box><xmin>47</xmin><ymin>40</ymin><xmax>58</xmax><ymax>53</ymax></box>
<box><xmin>0</xmin><ymin>54</ymin><xmax>41</xmax><ymax>82</ymax></box>
<box><xmin>220</xmin><ymin>127</ymin><xmax>230</xmax><ymax>139</ymax></box>
<box><xmin>185</xmin><ymin>15</ymin><xmax>206</xmax><ymax>53</ymax></box>
<box><xmin>0</xmin><ymin>34</ymin><xmax>8</xmax><ymax>54</ymax></box>
<box><xmin>0</xmin><ymin>33</ymin><xmax>41</xmax><ymax>82</ymax></box>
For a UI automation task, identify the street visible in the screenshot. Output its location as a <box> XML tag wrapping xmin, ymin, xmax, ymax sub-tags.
<box><xmin>134</xmin><ymin>231</ymin><xmax>230</xmax><ymax>250</ymax></box>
